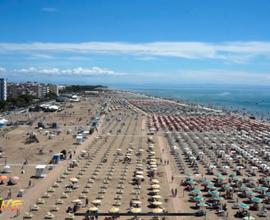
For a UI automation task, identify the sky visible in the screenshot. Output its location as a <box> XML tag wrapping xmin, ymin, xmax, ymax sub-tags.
<box><xmin>0</xmin><ymin>0</ymin><xmax>270</xmax><ymax>86</ymax></box>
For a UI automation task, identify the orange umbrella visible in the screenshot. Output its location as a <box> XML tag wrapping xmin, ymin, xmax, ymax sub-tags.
<box><xmin>11</xmin><ymin>176</ymin><xmax>19</xmax><ymax>181</ymax></box>
<box><xmin>0</xmin><ymin>176</ymin><xmax>8</xmax><ymax>181</ymax></box>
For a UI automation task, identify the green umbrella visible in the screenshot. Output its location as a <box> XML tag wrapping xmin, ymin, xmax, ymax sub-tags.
<box><xmin>233</xmin><ymin>176</ymin><xmax>241</xmax><ymax>181</ymax></box>
<box><xmin>240</xmin><ymin>185</ymin><xmax>250</xmax><ymax>191</ymax></box>
<box><xmin>208</xmin><ymin>190</ymin><xmax>219</xmax><ymax>196</ymax></box>
<box><xmin>256</xmin><ymin>186</ymin><xmax>268</xmax><ymax>192</ymax></box>
<box><xmin>207</xmin><ymin>185</ymin><xmax>216</xmax><ymax>190</ymax></box>
<box><xmin>239</xmin><ymin>202</ymin><xmax>249</xmax><ymax>209</ymax></box>
<box><xmin>218</xmin><ymin>176</ymin><xmax>225</xmax><ymax>181</ymax></box>
<box><xmin>197</xmin><ymin>202</ymin><xmax>208</xmax><ymax>207</ymax></box>
<box><xmin>212</xmin><ymin>196</ymin><xmax>224</xmax><ymax>201</ymax></box>
<box><xmin>193</xmin><ymin>196</ymin><xmax>203</xmax><ymax>202</ymax></box>
<box><xmin>265</xmin><ymin>192</ymin><xmax>270</xmax><ymax>197</ymax></box>
<box><xmin>229</xmin><ymin>172</ymin><xmax>236</xmax><ymax>177</ymax></box>
<box><xmin>187</xmin><ymin>180</ymin><xmax>195</xmax><ymax>185</ymax></box>
<box><xmin>191</xmin><ymin>189</ymin><xmax>201</xmax><ymax>195</ymax></box>
<box><xmin>201</xmin><ymin>179</ymin><xmax>211</xmax><ymax>186</ymax></box>
<box><xmin>251</xmin><ymin>197</ymin><xmax>262</xmax><ymax>203</ymax></box>
<box><xmin>246</xmin><ymin>191</ymin><xmax>254</xmax><ymax>196</ymax></box>
<box><xmin>224</xmin><ymin>184</ymin><xmax>232</xmax><ymax>190</ymax></box>
<box><xmin>265</xmin><ymin>177</ymin><xmax>270</xmax><ymax>182</ymax></box>
<box><xmin>216</xmin><ymin>172</ymin><xmax>222</xmax><ymax>177</ymax></box>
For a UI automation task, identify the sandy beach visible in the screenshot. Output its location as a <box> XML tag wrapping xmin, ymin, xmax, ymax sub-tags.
<box><xmin>0</xmin><ymin>90</ymin><xmax>269</xmax><ymax>220</ymax></box>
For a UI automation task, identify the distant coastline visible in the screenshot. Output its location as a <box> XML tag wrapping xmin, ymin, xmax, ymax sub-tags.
<box><xmin>119</xmin><ymin>85</ymin><xmax>270</xmax><ymax>122</ymax></box>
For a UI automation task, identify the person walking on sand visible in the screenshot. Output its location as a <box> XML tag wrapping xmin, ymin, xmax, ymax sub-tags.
<box><xmin>85</xmin><ymin>198</ymin><xmax>89</xmax><ymax>207</ymax></box>
<box><xmin>8</xmin><ymin>189</ymin><xmax>11</xmax><ymax>199</ymax></box>
<box><xmin>171</xmin><ymin>188</ymin><xmax>174</xmax><ymax>197</ymax></box>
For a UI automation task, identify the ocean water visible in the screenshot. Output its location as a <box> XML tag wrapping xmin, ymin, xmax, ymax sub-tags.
<box><xmin>123</xmin><ymin>85</ymin><xmax>270</xmax><ymax>119</ymax></box>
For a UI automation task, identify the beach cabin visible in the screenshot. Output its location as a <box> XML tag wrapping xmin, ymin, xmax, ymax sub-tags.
<box><xmin>35</xmin><ymin>165</ymin><xmax>46</xmax><ymax>178</ymax></box>
<box><xmin>76</xmin><ymin>134</ymin><xmax>83</xmax><ymax>144</ymax></box>
<box><xmin>82</xmin><ymin>130</ymin><xmax>89</xmax><ymax>138</ymax></box>
<box><xmin>52</xmin><ymin>153</ymin><xmax>62</xmax><ymax>164</ymax></box>
<box><xmin>2</xmin><ymin>165</ymin><xmax>11</xmax><ymax>173</ymax></box>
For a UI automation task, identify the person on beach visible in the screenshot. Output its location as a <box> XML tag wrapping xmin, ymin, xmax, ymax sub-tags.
<box><xmin>171</xmin><ymin>175</ymin><xmax>174</xmax><ymax>182</ymax></box>
<box><xmin>171</xmin><ymin>188</ymin><xmax>174</xmax><ymax>197</ymax></box>
<box><xmin>7</xmin><ymin>189</ymin><xmax>11</xmax><ymax>199</ymax></box>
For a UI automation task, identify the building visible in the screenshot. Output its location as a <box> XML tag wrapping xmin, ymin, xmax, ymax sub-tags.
<box><xmin>7</xmin><ymin>82</ymin><xmax>50</xmax><ymax>99</ymax></box>
<box><xmin>0</xmin><ymin>78</ymin><xmax>7</xmax><ymax>101</ymax></box>
<box><xmin>49</xmin><ymin>84</ymin><xmax>59</xmax><ymax>96</ymax></box>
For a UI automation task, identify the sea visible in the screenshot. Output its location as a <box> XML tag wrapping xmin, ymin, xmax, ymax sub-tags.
<box><xmin>114</xmin><ymin>84</ymin><xmax>270</xmax><ymax>120</ymax></box>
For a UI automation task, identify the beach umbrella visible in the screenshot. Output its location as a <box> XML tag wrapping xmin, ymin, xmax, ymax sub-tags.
<box><xmin>186</xmin><ymin>179</ymin><xmax>195</xmax><ymax>185</ymax></box>
<box><xmin>135</xmin><ymin>175</ymin><xmax>144</xmax><ymax>179</ymax></box>
<box><xmin>207</xmin><ymin>185</ymin><xmax>216</xmax><ymax>190</ymax></box>
<box><xmin>132</xmin><ymin>200</ymin><xmax>142</xmax><ymax>205</ymax></box>
<box><xmin>151</xmin><ymin>201</ymin><xmax>162</xmax><ymax>206</ymax></box>
<box><xmin>264</xmin><ymin>177</ymin><xmax>270</xmax><ymax>182</ymax></box>
<box><xmin>151</xmin><ymin>184</ymin><xmax>160</xmax><ymax>189</ymax></box>
<box><xmin>151</xmin><ymin>189</ymin><xmax>160</xmax><ymax>193</ymax></box>
<box><xmin>69</xmin><ymin>178</ymin><xmax>78</xmax><ymax>183</ymax></box>
<box><xmin>218</xmin><ymin>176</ymin><xmax>225</xmax><ymax>181</ymax></box>
<box><xmin>208</xmin><ymin>190</ymin><xmax>219</xmax><ymax>196</ymax></box>
<box><xmin>201</xmin><ymin>179</ymin><xmax>211</xmax><ymax>186</ymax></box>
<box><xmin>246</xmin><ymin>191</ymin><xmax>255</xmax><ymax>196</ymax></box>
<box><xmin>71</xmin><ymin>199</ymin><xmax>82</xmax><ymax>204</ymax></box>
<box><xmin>197</xmin><ymin>202</ymin><xmax>208</xmax><ymax>207</ymax></box>
<box><xmin>240</xmin><ymin>185</ymin><xmax>249</xmax><ymax>191</ymax></box>
<box><xmin>152</xmin><ymin>208</ymin><xmax>163</xmax><ymax>213</ymax></box>
<box><xmin>265</xmin><ymin>192</ymin><xmax>270</xmax><ymax>197</ymax></box>
<box><xmin>193</xmin><ymin>196</ymin><xmax>203</xmax><ymax>202</ymax></box>
<box><xmin>11</xmin><ymin>176</ymin><xmax>19</xmax><ymax>181</ymax></box>
<box><xmin>109</xmin><ymin>207</ymin><xmax>119</xmax><ymax>213</ymax></box>
<box><xmin>88</xmin><ymin>207</ymin><xmax>98</xmax><ymax>212</ymax></box>
<box><xmin>0</xmin><ymin>176</ymin><xmax>8</xmax><ymax>181</ymax></box>
<box><xmin>151</xmin><ymin>195</ymin><xmax>162</xmax><ymax>199</ymax></box>
<box><xmin>191</xmin><ymin>189</ymin><xmax>201</xmax><ymax>195</ymax></box>
<box><xmin>224</xmin><ymin>184</ymin><xmax>232</xmax><ymax>190</ymax></box>
<box><xmin>239</xmin><ymin>203</ymin><xmax>249</xmax><ymax>210</ymax></box>
<box><xmin>243</xmin><ymin>216</ymin><xmax>255</xmax><ymax>220</ymax></box>
<box><xmin>130</xmin><ymin>207</ymin><xmax>141</xmax><ymax>213</ymax></box>
<box><xmin>251</xmin><ymin>197</ymin><xmax>262</xmax><ymax>203</ymax></box>
<box><xmin>92</xmin><ymin>199</ymin><xmax>102</xmax><ymax>205</ymax></box>
<box><xmin>229</xmin><ymin>172</ymin><xmax>236</xmax><ymax>177</ymax></box>
<box><xmin>256</xmin><ymin>186</ymin><xmax>268</xmax><ymax>192</ymax></box>
<box><xmin>151</xmin><ymin>179</ymin><xmax>159</xmax><ymax>184</ymax></box>
<box><xmin>212</xmin><ymin>196</ymin><xmax>224</xmax><ymax>201</ymax></box>
<box><xmin>233</xmin><ymin>176</ymin><xmax>241</xmax><ymax>181</ymax></box>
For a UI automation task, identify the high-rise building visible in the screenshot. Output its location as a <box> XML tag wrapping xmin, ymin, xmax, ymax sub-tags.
<box><xmin>49</xmin><ymin>84</ymin><xmax>59</xmax><ymax>96</ymax></box>
<box><xmin>0</xmin><ymin>78</ymin><xmax>7</xmax><ymax>101</ymax></box>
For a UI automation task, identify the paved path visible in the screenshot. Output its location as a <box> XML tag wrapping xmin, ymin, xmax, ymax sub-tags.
<box><xmin>157</xmin><ymin>135</ymin><xmax>187</xmax><ymax>220</ymax></box>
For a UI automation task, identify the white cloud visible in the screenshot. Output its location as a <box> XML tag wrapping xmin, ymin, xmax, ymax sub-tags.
<box><xmin>1</xmin><ymin>41</ymin><xmax>270</xmax><ymax>63</ymax></box>
<box><xmin>41</xmin><ymin>7</ymin><xmax>58</xmax><ymax>13</ymax></box>
<box><xmin>173</xmin><ymin>69</ymin><xmax>270</xmax><ymax>84</ymax></box>
<box><xmin>12</xmin><ymin>66</ymin><xmax>125</xmax><ymax>76</ymax></box>
<box><xmin>0</xmin><ymin>67</ymin><xmax>6</xmax><ymax>72</ymax></box>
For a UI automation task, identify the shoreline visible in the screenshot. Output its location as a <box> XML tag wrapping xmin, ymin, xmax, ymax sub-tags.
<box><xmin>122</xmin><ymin>88</ymin><xmax>270</xmax><ymax>122</ymax></box>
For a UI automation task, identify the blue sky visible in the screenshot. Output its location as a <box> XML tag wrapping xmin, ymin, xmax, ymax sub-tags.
<box><xmin>0</xmin><ymin>0</ymin><xmax>270</xmax><ymax>86</ymax></box>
